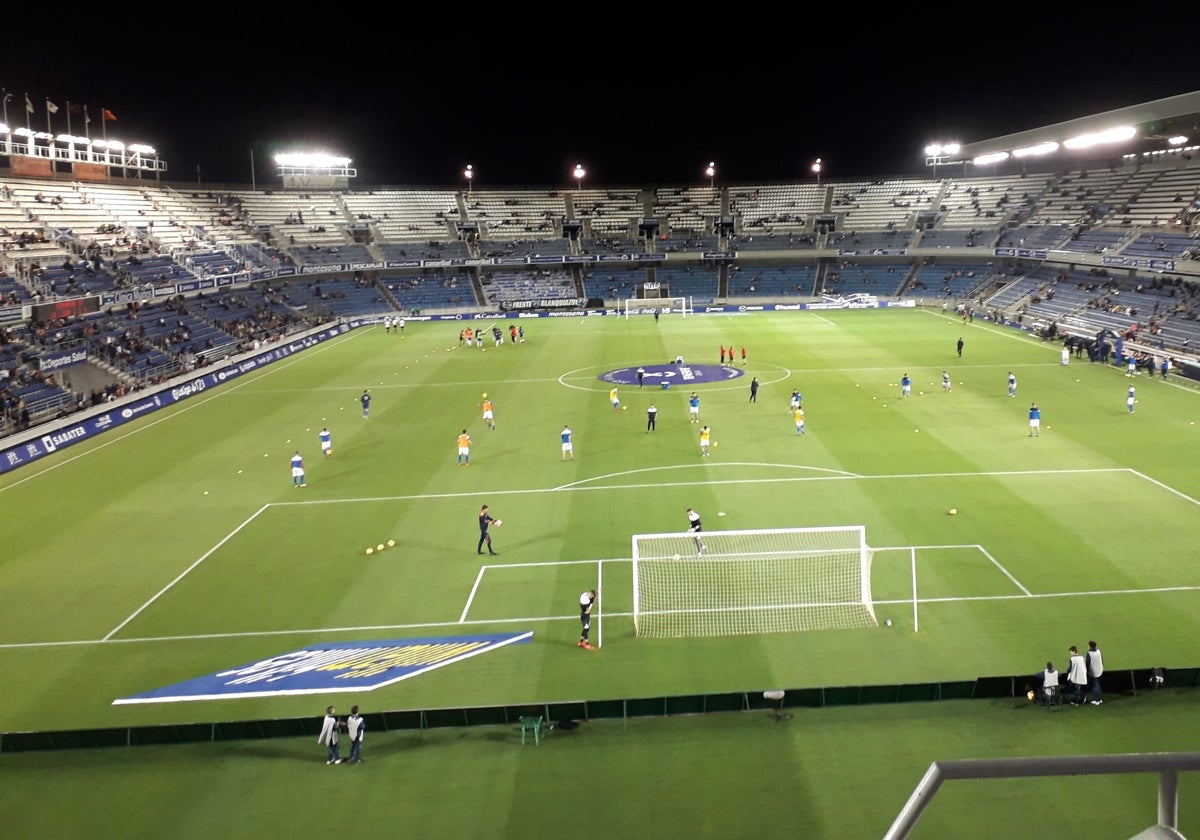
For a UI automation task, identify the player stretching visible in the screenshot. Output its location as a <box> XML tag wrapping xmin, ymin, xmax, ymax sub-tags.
<box><xmin>578</xmin><ymin>589</ymin><xmax>597</xmax><ymax>650</ymax></box>
<box><xmin>687</xmin><ymin>508</ymin><xmax>706</xmax><ymax>556</ymax></box>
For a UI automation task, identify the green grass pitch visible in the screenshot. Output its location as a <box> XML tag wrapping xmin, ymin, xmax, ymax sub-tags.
<box><xmin>1</xmin><ymin>307</ymin><xmax>1198</xmax><ymax>838</ymax></box>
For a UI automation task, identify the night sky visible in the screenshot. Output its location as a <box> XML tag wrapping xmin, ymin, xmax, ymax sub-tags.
<box><xmin>4</xmin><ymin>16</ymin><xmax>1193</xmax><ymax>189</ymax></box>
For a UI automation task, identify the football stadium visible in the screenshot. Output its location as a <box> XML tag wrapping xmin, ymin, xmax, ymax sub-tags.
<box><xmin>2</xmin><ymin>84</ymin><xmax>1200</xmax><ymax>838</ymax></box>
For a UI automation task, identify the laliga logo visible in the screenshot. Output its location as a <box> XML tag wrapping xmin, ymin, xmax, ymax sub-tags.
<box><xmin>171</xmin><ymin>380</ymin><xmax>206</xmax><ymax>400</ymax></box>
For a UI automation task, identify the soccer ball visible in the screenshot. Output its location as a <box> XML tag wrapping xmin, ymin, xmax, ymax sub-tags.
<box><xmin>365</xmin><ymin>547</ymin><xmax>374</xmax><ymax>555</ymax></box>
<box><xmin>493</xmin><ymin>520</ymin><xmax>502</xmax><ymax>527</ymax></box>
<box><xmin>949</xmin><ymin>508</ymin><xmax>958</xmax><ymax>516</ymax></box>
<box><xmin>672</xmin><ymin>554</ymin><xmax>681</xmax><ymax>562</ymax></box>
<box><xmin>713</xmin><ymin>441</ymin><xmax>719</xmax><ymax>447</ymax></box>
<box><xmin>377</xmin><ymin>543</ymin><xmax>385</xmax><ymax>551</ymax></box>
<box><xmin>387</xmin><ymin>539</ymin><xmax>396</xmax><ymax>547</ymax></box>
<box><xmin>482</xmin><ymin>392</ymin><xmax>487</xmax><ymax>398</ymax></box>
<box><xmin>621</xmin><ymin>405</ymin><xmax>627</xmax><ymax>411</ymax></box>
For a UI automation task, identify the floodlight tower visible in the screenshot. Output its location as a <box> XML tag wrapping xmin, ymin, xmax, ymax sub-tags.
<box><xmin>573</xmin><ymin>163</ymin><xmax>586</xmax><ymax>193</ymax></box>
<box><xmin>812</xmin><ymin>158</ymin><xmax>822</xmax><ymax>187</ymax></box>
<box><xmin>705</xmin><ymin>161</ymin><xmax>716</xmax><ymax>190</ymax></box>
<box><xmin>464</xmin><ymin>164</ymin><xmax>474</xmax><ymax>197</ymax></box>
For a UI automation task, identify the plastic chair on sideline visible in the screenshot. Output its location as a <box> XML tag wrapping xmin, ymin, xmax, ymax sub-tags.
<box><xmin>520</xmin><ymin>715</ymin><xmax>544</xmax><ymax>745</ymax></box>
<box><xmin>764</xmin><ymin>690</ymin><xmax>786</xmax><ymax>721</ymax></box>
<box><xmin>1044</xmin><ymin>684</ymin><xmax>1061</xmax><ymax>711</ymax></box>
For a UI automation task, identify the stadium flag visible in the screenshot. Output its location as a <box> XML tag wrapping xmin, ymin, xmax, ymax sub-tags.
<box><xmin>83</xmin><ymin>104</ymin><xmax>91</xmax><ymax>128</ymax></box>
<box><xmin>45</xmin><ymin>99</ymin><xmax>59</xmax><ymax>114</ymax></box>
<box><xmin>24</xmin><ymin>93</ymin><xmax>33</xmax><ymax>113</ymax></box>
<box><xmin>102</xmin><ymin>108</ymin><xmax>117</xmax><ymax>122</ymax></box>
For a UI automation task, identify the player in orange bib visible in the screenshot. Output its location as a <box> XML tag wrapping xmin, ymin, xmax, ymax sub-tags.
<box><xmin>457</xmin><ymin>429</ymin><xmax>471</xmax><ymax>466</ymax></box>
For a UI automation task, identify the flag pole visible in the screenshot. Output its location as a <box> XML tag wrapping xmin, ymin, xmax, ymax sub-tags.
<box><xmin>65</xmin><ymin>101</ymin><xmax>72</xmax><ymax>136</ymax></box>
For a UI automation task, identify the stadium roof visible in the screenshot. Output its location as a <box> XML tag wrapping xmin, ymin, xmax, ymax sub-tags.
<box><xmin>956</xmin><ymin>90</ymin><xmax>1200</xmax><ymax>167</ymax></box>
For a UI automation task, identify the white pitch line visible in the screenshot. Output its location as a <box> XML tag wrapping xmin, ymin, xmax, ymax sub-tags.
<box><xmin>460</xmin><ymin>565</ymin><xmax>487</xmax><ymax>623</ymax></box>
<box><xmin>976</xmin><ymin>543</ymin><xmax>1032</xmax><ymax>596</ymax></box>
<box><xmin>6</xmin><ymin>583</ymin><xmax>1200</xmax><ymax>651</ymax></box>
<box><xmin>104</xmin><ymin>504</ymin><xmax>272</xmax><ymax>641</ymax></box>
<box><xmin>270</xmin><ymin>465</ymin><xmax>1131</xmax><ymax>508</ymax></box>
<box><xmin>1129</xmin><ymin>468</ymin><xmax>1200</xmax><ymax>507</ymax></box>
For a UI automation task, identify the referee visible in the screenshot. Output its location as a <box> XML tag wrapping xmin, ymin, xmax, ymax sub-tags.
<box><xmin>646</xmin><ymin>403</ymin><xmax>658</xmax><ymax>432</ymax></box>
<box><xmin>578</xmin><ymin>590</ymin><xmax>597</xmax><ymax>650</ymax></box>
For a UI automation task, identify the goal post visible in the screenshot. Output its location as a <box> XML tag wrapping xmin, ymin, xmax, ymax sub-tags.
<box><xmin>631</xmin><ymin>526</ymin><xmax>876</xmax><ymax>638</ymax></box>
<box><xmin>622</xmin><ymin>296</ymin><xmax>692</xmax><ymax>319</ymax></box>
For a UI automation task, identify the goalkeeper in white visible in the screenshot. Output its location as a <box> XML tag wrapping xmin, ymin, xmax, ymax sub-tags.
<box><xmin>687</xmin><ymin>508</ymin><xmax>706</xmax><ymax>556</ymax></box>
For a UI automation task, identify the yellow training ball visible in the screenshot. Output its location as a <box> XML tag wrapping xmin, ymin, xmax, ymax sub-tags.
<box><xmin>365</xmin><ymin>547</ymin><xmax>374</xmax><ymax>555</ymax></box>
<box><xmin>949</xmin><ymin>508</ymin><xmax>958</xmax><ymax>515</ymax></box>
<box><xmin>377</xmin><ymin>543</ymin><xmax>385</xmax><ymax>552</ymax></box>
<box><xmin>387</xmin><ymin>539</ymin><xmax>396</xmax><ymax>547</ymax></box>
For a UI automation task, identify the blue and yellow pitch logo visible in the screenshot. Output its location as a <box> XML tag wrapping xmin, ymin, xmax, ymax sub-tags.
<box><xmin>113</xmin><ymin>631</ymin><xmax>533</xmax><ymax>705</ymax></box>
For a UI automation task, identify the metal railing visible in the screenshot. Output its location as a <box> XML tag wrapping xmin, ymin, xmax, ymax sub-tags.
<box><xmin>884</xmin><ymin>752</ymin><xmax>1200</xmax><ymax>840</ymax></box>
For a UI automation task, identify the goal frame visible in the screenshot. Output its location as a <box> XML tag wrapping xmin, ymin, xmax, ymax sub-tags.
<box><xmin>622</xmin><ymin>296</ymin><xmax>692</xmax><ymax>319</ymax></box>
<box><xmin>631</xmin><ymin>525</ymin><xmax>875</xmax><ymax>637</ymax></box>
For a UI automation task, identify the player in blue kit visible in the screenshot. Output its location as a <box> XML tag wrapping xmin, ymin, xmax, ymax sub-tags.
<box><xmin>361</xmin><ymin>390</ymin><xmax>371</xmax><ymax>418</ymax></box>
<box><xmin>1028</xmin><ymin>403</ymin><xmax>1041</xmax><ymax>437</ymax></box>
<box><xmin>291</xmin><ymin>451</ymin><xmax>306</xmax><ymax>487</ymax></box>
<box><xmin>900</xmin><ymin>374</ymin><xmax>911</xmax><ymax>398</ymax></box>
<box><xmin>319</xmin><ymin>427</ymin><xmax>332</xmax><ymax>458</ymax></box>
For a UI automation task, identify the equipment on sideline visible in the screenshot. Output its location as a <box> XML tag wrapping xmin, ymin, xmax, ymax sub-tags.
<box><xmin>493</xmin><ymin>520</ymin><xmax>502</xmax><ymax>527</ymax></box>
<box><xmin>631</xmin><ymin>526</ymin><xmax>876</xmax><ymax>638</ymax></box>
<box><xmin>622</xmin><ymin>296</ymin><xmax>693</xmax><ymax>320</ymax></box>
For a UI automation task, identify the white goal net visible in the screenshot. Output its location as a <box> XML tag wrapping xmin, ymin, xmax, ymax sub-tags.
<box><xmin>631</xmin><ymin>526</ymin><xmax>876</xmax><ymax>638</ymax></box>
<box><xmin>622</xmin><ymin>296</ymin><xmax>692</xmax><ymax>319</ymax></box>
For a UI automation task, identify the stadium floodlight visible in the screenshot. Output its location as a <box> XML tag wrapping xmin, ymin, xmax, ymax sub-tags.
<box><xmin>1169</xmin><ymin>135</ymin><xmax>1189</xmax><ymax>146</ymax></box>
<box><xmin>924</xmin><ymin>142</ymin><xmax>960</xmax><ymax>157</ymax></box>
<box><xmin>705</xmin><ymin>161</ymin><xmax>716</xmax><ymax>189</ymax></box>
<box><xmin>128</xmin><ymin>143</ymin><xmax>156</xmax><ymax>154</ymax></box>
<box><xmin>1012</xmin><ymin>141</ymin><xmax>1059</xmax><ymax>158</ymax></box>
<box><xmin>0</xmin><ymin>123</ymin><xmax>8</xmax><ymax>135</ymax></box>
<box><xmin>573</xmin><ymin>163</ymin><xmax>586</xmax><ymax>191</ymax></box>
<box><xmin>464</xmin><ymin>164</ymin><xmax>474</xmax><ymax>195</ymax></box>
<box><xmin>973</xmin><ymin>151</ymin><xmax>1010</xmax><ymax>166</ymax></box>
<box><xmin>275</xmin><ymin>152</ymin><xmax>351</xmax><ymax>169</ymax></box>
<box><xmin>1063</xmin><ymin>125</ymin><xmax>1136</xmax><ymax>150</ymax></box>
<box><xmin>631</xmin><ymin>526</ymin><xmax>876</xmax><ymax>638</ymax></box>
<box><xmin>812</xmin><ymin>157</ymin><xmax>822</xmax><ymax>185</ymax></box>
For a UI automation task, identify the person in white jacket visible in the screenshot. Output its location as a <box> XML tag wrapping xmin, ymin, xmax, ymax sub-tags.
<box><xmin>1086</xmin><ymin>641</ymin><xmax>1104</xmax><ymax>705</ymax></box>
<box><xmin>346</xmin><ymin>705</ymin><xmax>365</xmax><ymax>763</ymax></box>
<box><xmin>1067</xmin><ymin>646</ymin><xmax>1088</xmax><ymax>706</ymax></box>
<box><xmin>318</xmin><ymin>706</ymin><xmax>342</xmax><ymax>764</ymax></box>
